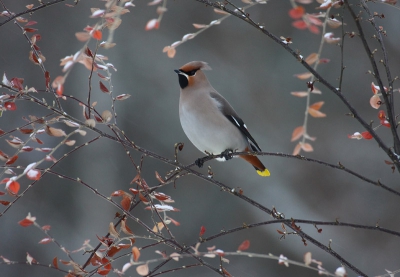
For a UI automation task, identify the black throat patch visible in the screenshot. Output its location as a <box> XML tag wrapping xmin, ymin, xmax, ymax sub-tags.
<box><xmin>177</xmin><ymin>74</ymin><xmax>189</xmax><ymax>89</ymax></box>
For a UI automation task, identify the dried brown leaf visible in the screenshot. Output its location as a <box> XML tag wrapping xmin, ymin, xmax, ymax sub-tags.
<box><xmin>305</xmin><ymin>53</ymin><xmax>318</xmax><ymax>65</ymax></box>
<box><xmin>294</xmin><ymin>72</ymin><xmax>313</xmax><ymax>80</ymax></box>
<box><xmin>300</xmin><ymin>142</ymin><xmax>314</xmax><ymax>152</ymax></box>
<box><xmin>136</xmin><ymin>264</ymin><xmax>149</xmax><ymax>276</ymax></box>
<box><xmin>291</xmin><ymin>91</ymin><xmax>308</xmax><ymax>97</ymax></box>
<box><xmin>308</xmin><ymin>108</ymin><xmax>326</xmax><ymax>118</ymax></box>
<box><xmin>132</xmin><ymin>246</ymin><xmax>140</xmax><ymax>262</ymax></box>
<box><xmin>46</xmin><ymin>126</ymin><xmax>67</xmax><ymax>137</ymax></box>
<box><xmin>291</xmin><ymin>126</ymin><xmax>304</xmax><ymax>142</ymax></box>
<box><xmin>109</xmin><ymin>222</ymin><xmax>120</xmax><ymax>238</ymax></box>
<box><xmin>309</xmin><ymin>101</ymin><xmax>324</xmax><ymax>110</ymax></box>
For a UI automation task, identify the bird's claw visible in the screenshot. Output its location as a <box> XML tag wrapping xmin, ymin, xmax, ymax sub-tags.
<box><xmin>221</xmin><ymin>149</ymin><xmax>233</xmax><ymax>160</ymax></box>
<box><xmin>195</xmin><ymin>158</ymin><xmax>205</xmax><ymax>168</ymax></box>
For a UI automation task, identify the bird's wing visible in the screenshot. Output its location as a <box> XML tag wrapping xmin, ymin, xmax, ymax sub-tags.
<box><xmin>209</xmin><ymin>92</ymin><xmax>262</xmax><ymax>152</ymax></box>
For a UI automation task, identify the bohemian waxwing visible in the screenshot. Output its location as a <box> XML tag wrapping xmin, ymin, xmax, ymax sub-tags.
<box><xmin>174</xmin><ymin>61</ymin><xmax>270</xmax><ymax>177</ymax></box>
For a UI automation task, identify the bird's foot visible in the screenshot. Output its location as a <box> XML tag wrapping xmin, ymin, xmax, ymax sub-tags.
<box><xmin>221</xmin><ymin>149</ymin><xmax>234</xmax><ymax>161</ymax></box>
<box><xmin>195</xmin><ymin>158</ymin><xmax>205</xmax><ymax>168</ymax></box>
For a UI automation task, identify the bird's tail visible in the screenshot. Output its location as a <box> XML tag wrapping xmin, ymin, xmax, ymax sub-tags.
<box><xmin>240</xmin><ymin>148</ymin><xmax>270</xmax><ymax>177</ymax></box>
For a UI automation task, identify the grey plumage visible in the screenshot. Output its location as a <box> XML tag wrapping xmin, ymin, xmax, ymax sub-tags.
<box><xmin>175</xmin><ymin>61</ymin><xmax>270</xmax><ymax>176</ymax></box>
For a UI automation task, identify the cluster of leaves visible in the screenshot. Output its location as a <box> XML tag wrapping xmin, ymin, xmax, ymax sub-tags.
<box><xmin>289</xmin><ymin>0</ymin><xmax>343</xmax><ymax>155</ymax></box>
<box><xmin>1</xmin><ymin>0</ymin><xmax>400</xmax><ymax>277</ymax></box>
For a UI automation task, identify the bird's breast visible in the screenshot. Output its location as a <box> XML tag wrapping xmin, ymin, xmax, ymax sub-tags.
<box><xmin>179</xmin><ymin>95</ymin><xmax>248</xmax><ymax>155</ymax></box>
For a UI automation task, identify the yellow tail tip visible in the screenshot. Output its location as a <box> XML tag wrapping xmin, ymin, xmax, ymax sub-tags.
<box><xmin>257</xmin><ymin>169</ymin><xmax>270</xmax><ymax>177</ymax></box>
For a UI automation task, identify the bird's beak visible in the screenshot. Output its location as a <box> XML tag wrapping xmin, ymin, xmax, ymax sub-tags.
<box><xmin>174</xmin><ymin>69</ymin><xmax>188</xmax><ymax>78</ymax></box>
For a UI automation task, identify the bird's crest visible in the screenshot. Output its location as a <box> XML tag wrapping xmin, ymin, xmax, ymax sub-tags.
<box><xmin>179</xmin><ymin>61</ymin><xmax>212</xmax><ymax>73</ymax></box>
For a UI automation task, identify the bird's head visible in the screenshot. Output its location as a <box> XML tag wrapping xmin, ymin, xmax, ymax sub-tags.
<box><xmin>174</xmin><ymin>61</ymin><xmax>212</xmax><ymax>89</ymax></box>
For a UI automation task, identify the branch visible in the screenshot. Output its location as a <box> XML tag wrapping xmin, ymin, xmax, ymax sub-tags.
<box><xmin>194</xmin><ymin>151</ymin><xmax>400</xmax><ymax>197</ymax></box>
<box><xmin>0</xmin><ymin>0</ymin><xmax>70</xmax><ymax>28</ymax></box>
<box><xmin>201</xmin><ymin>219</ymin><xmax>400</xmax><ymax>242</ymax></box>
<box><xmin>192</xmin><ymin>0</ymin><xmax>400</xmax><ymax>172</ymax></box>
<box><xmin>345</xmin><ymin>0</ymin><xmax>400</xmax><ymax>162</ymax></box>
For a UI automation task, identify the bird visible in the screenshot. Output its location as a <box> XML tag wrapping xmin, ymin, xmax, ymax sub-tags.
<box><xmin>174</xmin><ymin>61</ymin><xmax>270</xmax><ymax>177</ymax></box>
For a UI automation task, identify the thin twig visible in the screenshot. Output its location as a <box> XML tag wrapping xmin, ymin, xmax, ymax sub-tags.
<box><xmin>345</xmin><ymin>0</ymin><xmax>400</xmax><ymax>160</ymax></box>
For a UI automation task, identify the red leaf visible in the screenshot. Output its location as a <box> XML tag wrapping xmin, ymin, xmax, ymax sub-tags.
<box><xmin>94</xmin><ymin>115</ymin><xmax>103</xmax><ymax>122</ymax></box>
<box><xmin>319</xmin><ymin>58</ymin><xmax>330</xmax><ymax>63</ymax></box>
<box><xmin>371</xmin><ymin>82</ymin><xmax>380</xmax><ymax>94</ymax></box>
<box><xmin>85</xmin><ymin>46</ymin><xmax>94</xmax><ymax>58</ymax></box>
<box><xmin>6</xmin><ymin>180</ymin><xmax>20</xmax><ymax>195</ymax></box>
<box><xmin>84</xmin><ymin>26</ymin><xmax>94</xmax><ymax>32</ymax></box>
<box><xmin>32</xmin><ymin>137</ymin><xmax>44</xmax><ymax>144</ymax></box>
<box><xmin>0</xmin><ymin>200</ymin><xmax>10</xmax><ymax>206</ymax></box>
<box><xmin>107</xmin><ymin>246</ymin><xmax>122</xmax><ymax>257</ymax></box>
<box><xmin>361</xmin><ymin>131</ymin><xmax>373</xmax><ymax>140</ymax></box>
<box><xmin>25</xmin><ymin>21</ymin><xmax>38</xmax><ymax>26</ymax></box>
<box><xmin>167</xmin><ymin>216</ymin><xmax>180</xmax><ymax>226</ymax></box>
<box><xmin>6</xmin><ymin>155</ymin><xmax>18</xmax><ymax>165</ymax></box>
<box><xmin>139</xmin><ymin>193</ymin><xmax>149</xmax><ymax>203</ymax></box>
<box><xmin>19</xmin><ymin>128</ymin><xmax>34</xmax><ymax>134</ymax></box>
<box><xmin>0</xmin><ymin>150</ymin><xmax>9</xmax><ymax>161</ymax></box>
<box><xmin>24</xmin><ymin>27</ymin><xmax>38</xmax><ymax>33</ymax></box>
<box><xmin>118</xmin><ymin>244</ymin><xmax>131</xmax><ymax>249</ymax></box>
<box><xmin>121</xmin><ymin>195</ymin><xmax>131</xmax><ymax>211</ymax></box>
<box><xmin>19</xmin><ymin>218</ymin><xmax>34</xmax><ymax>227</ymax></box>
<box><xmin>378</xmin><ymin>110</ymin><xmax>386</xmax><ymax>120</ymax></box>
<box><xmin>42</xmin><ymin>225</ymin><xmax>51</xmax><ymax>231</ymax></box>
<box><xmin>90</xmin><ymin>252</ymin><xmax>102</xmax><ymax>266</ymax></box>
<box><xmin>98</xmin><ymin>267</ymin><xmax>111</xmax><ymax>275</ymax></box>
<box><xmin>53</xmin><ymin>257</ymin><xmax>58</xmax><ymax>269</ymax></box>
<box><xmin>292</xmin><ymin>20</ymin><xmax>307</xmax><ymax>30</ymax></box>
<box><xmin>45</xmin><ymin>71</ymin><xmax>50</xmax><ymax>89</ymax></box>
<box><xmin>92</xmin><ymin>30</ymin><xmax>102</xmax><ymax>40</ymax></box>
<box><xmin>154</xmin><ymin>192</ymin><xmax>170</xmax><ymax>201</ymax></box>
<box><xmin>97</xmin><ymin>258</ymin><xmax>111</xmax><ymax>275</ymax></box>
<box><xmin>129</xmin><ymin>188</ymin><xmax>139</xmax><ymax>195</ymax></box>
<box><xmin>99</xmin><ymin>81</ymin><xmax>110</xmax><ymax>93</ymax></box>
<box><xmin>4</xmin><ymin>102</ymin><xmax>17</xmax><ymax>111</ymax></box>
<box><xmin>199</xmin><ymin>226</ymin><xmax>206</xmax><ymax>237</ymax></box>
<box><xmin>31</xmin><ymin>34</ymin><xmax>41</xmax><ymax>44</ymax></box>
<box><xmin>380</xmin><ymin>119</ymin><xmax>390</xmax><ymax>128</ymax></box>
<box><xmin>115</xmin><ymin>94</ymin><xmax>131</xmax><ymax>101</ymax></box>
<box><xmin>10</xmin><ymin>78</ymin><xmax>24</xmax><ymax>90</ymax></box>
<box><xmin>308</xmin><ymin>24</ymin><xmax>320</xmax><ymax>34</ymax></box>
<box><xmin>238</xmin><ymin>240</ymin><xmax>250</xmax><ymax>251</ymax></box>
<box><xmin>289</xmin><ymin>6</ymin><xmax>305</xmax><ymax>19</ymax></box>
<box><xmin>56</xmin><ymin>84</ymin><xmax>64</xmax><ymax>96</ymax></box>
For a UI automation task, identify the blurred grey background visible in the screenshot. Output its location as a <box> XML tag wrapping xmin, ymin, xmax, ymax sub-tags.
<box><xmin>1</xmin><ymin>0</ymin><xmax>400</xmax><ymax>276</ymax></box>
